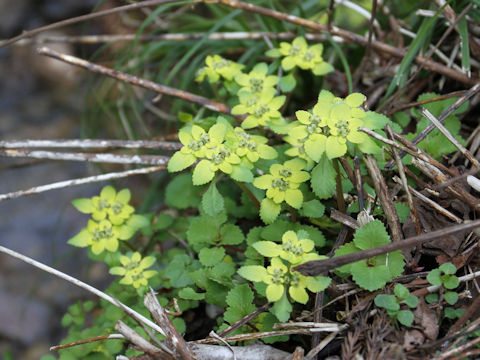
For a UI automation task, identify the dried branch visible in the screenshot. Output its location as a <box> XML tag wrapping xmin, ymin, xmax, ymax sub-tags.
<box><xmin>215</xmin><ymin>0</ymin><xmax>478</xmax><ymax>86</ymax></box>
<box><xmin>0</xmin><ymin>245</ymin><xmax>170</xmax><ymax>340</ymax></box>
<box><xmin>386</xmin><ymin>81</ymin><xmax>480</xmax><ymax>168</ymax></box>
<box><xmin>392</xmin><ymin>176</ymin><xmax>462</xmax><ymax>223</ymax></box>
<box><xmin>293</xmin><ymin>219</ymin><xmax>480</xmax><ymax>276</ymax></box>
<box><xmin>18</xmin><ymin>32</ymin><xmax>333</xmax><ymax>45</ymax></box>
<box><xmin>188</xmin><ymin>343</ymin><xmax>291</xmax><ymax>360</ymax></box>
<box><xmin>421</xmin><ymin>108</ymin><xmax>480</xmax><ymax>169</ymax></box>
<box><xmin>218</xmin><ymin>303</ymin><xmax>271</xmax><ymax>337</ymax></box>
<box><xmin>363</xmin><ymin>154</ymin><xmax>403</xmax><ymax>243</ymax></box>
<box><xmin>0</xmin><ymin>139</ymin><xmax>181</xmax><ymax>150</ymax></box>
<box><xmin>0</xmin><ymin>149</ymin><xmax>169</xmax><ymax>165</ymax></box>
<box><xmin>115</xmin><ymin>320</ymin><xmax>170</xmax><ymax>357</ymax></box>
<box><xmin>0</xmin><ymin>0</ymin><xmax>186</xmax><ymax>48</ymax></box>
<box><xmin>50</xmin><ymin>334</ymin><xmax>125</xmax><ymax>351</ymax></box>
<box><xmin>386</xmin><ymin>125</ymin><xmax>421</xmax><ymax>235</ymax></box>
<box><xmin>37</xmin><ymin>47</ymin><xmax>231</xmax><ymax>115</ymax></box>
<box><xmin>0</xmin><ymin>165</ymin><xmax>165</xmax><ymax>202</ymax></box>
<box><xmin>144</xmin><ymin>290</ymin><xmax>196</xmax><ymax>360</ymax></box>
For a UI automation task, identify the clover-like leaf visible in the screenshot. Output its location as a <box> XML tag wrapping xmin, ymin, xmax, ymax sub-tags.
<box><xmin>444</xmin><ymin>291</ymin><xmax>459</xmax><ymax>305</ymax></box>
<box><xmin>375</xmin><ymin>294</ymin><xmax>400</xmax><ymax>311</ymax></box>
<box><xmin>397</xmin><ymin>310</ymin><xmax>414</xmax><ymax>326</ymax></box>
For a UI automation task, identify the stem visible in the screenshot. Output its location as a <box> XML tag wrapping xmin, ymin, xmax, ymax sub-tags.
<box><xmin>234</xmin><ymin>181</ymin><xmax>261</xmax><ymax>210</ymax></box>
<box><xmin>333</xmin><ymin>159</ymin><xmax>346</xmax><ymax>213</ymax></box>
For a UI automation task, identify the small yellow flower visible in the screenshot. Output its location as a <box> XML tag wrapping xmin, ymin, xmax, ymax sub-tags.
<box><xmin>110</xmin><ymin>252</ymin><xmax>157</xmax><ymax>289</ymax></box>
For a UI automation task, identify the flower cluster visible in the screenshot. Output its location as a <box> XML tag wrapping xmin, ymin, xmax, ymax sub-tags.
<box><xmin>69</xmin><ymin>186</ymin><xmax>148</xmax><ymax>255</ymax></box>
<box><xmin>266</xmin><ymin>36</ymin><xmax>334</xmax><ymax>76</ymax></box>
<box><xmin>238</xmin><ymin>230</ymin><xmax>330</xmax><ymax>304</ymax></box>
<box><xmin>195</xmin><ymin>55</ymin><xmax>244</xmax><ymax>83</ymax></box>
<box><xmin>253</xmin><ymin>158</ymin><xmax>309</xmax><ymax>223</ymax></box>
<box><xmin>285</xmin><ymin>90</ymin><xmax>371</xmax><ymax>160</ymax></box>
<box><xmin>110</xmin><ymin>252</ymin><xmax>157</xmax><ymax>290</ymax></box>
<box><xmin>168</xmin><ymin>117</ymin><xmax>277</xmax><ymax>185</ymax></box>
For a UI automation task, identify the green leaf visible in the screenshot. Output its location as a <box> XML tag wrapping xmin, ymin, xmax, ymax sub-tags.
<box><xmin>260</xmin><ymin>198</ymin><xmax>281</xmax><ymax>224</ymax></box>
<box><xmin>397</xmin><ymin>310</ymin><xmax>414</xmax><ymax>326</ymax></box>
<box><xmin>279</xmin><ymin>73</ymin><xmax>297</xmax><ymax>92</ymax></box>
<box><xmin>253</xmin><ymin>241</ymin><xmax>282</xmax><ymax>257</ymax></box>
<box><xmin>384</xmin><ymin>15</ymin><xmax>438</xmax><ymax>98</ymax></box>
<box><xmin>270</xmin><ymin>292</ymin><xmax>292</xmax><ymax>322</ymax></box>
<box><xmin>198</xmin><ymin>247</ymin><xmax>225</xmax><ymax>267</ymax></box>
<box><xmin>351</xmin><ymin>262</ymin><xmax>392</xmax><ymax>291</ymax></box>
<box><xmin>442</xmin><ymin>275</ymin><xmax>460</xmax><ymax>290</ymax></box>
<box><xmin>265</xmin><ymin>48</ymin><xmax>282</xmax><ymax>58</ymax></box>
<box><xmin>394</xmin><ymin>284</ymin><xmax>410</xmax><ymax>299</ymax></box>
<box><xmin>425</xmin><ymin>293</ymin><xmax>439</xmax><ymax>304</ymax></box>
<box><xmin>68</xmin><ymin>229</ymin><xmax>89</xmax><ymax>248</ymax></box>
<box><xmin>165</xmin><ymin>173</ymin><xmax>203</xmax><ymax>209</ymax></box>
<box><xmin>71</xmin><ymin>198</ymin><xmax>93</xmax><ymax>213</ymax></box>
<box><xmin>193</xmin><ymin>159</ymin><xmax>215</xmax><ymax>185</ymax></box>
<box><xmin>164</xmin><ymin>254</ymin><xmax>199</xmax><ymax>288</ymax></box>
<box><xmin>439</xmin><ymin>262</ymin><xmax>457</xmax><ymax>275</ymax></box>
<box><xmin>224</xmin><ymin>284</ymin><xmax>256</xmax><ymax>324</ymax></box>
<box><xmin>427</xmin><ymin>268</ymin><xmax>443</xmax><ymax>286</ymax></box>
<box><xmin>300</xmin><ymin>199</ymin><xmax>325</xmax><ymax>218</ymax></box>
<box><xmin>458</xmin><ymin>17</ymin><xmax>471</xmax><ymax>76</ymax></box>
<box><xmin>404</xmin><ymin>294</ymin><xmax>419</xmax><ymax>309</ymax></box>
<box><xmin>353</xmin><ymin>220</ymin><xmax>391</xmax><ymax>249</ymax></box>
<box><xmin>333</xmin><ymin>242</ymin><xmax>359</xmax><ymax>274</ymax></box>
<box><xmin>202</xmin><ymin>182</ymin><xmax>224</xmax><ymax>216</ymax></box>
<box><xmin>210</xmin><ymin>261</ymin><xmax>236</xmax><ymax>280</ymax></box>
<box><xmin>178</xmin><ymin>287</ymin><xmax>205</xmax><ymax>300</ymax></box>
<box><xmin>238</xmin><ymin>265</ymin><xmax>267</xmax><ymax>282</ymax></box>
<box><xmin>230</xmin><ymin>165</ymin><xmax>254</xmax><ymax>183</ymax></box>
<box><xmin>387</xmin><ymin>250</ymin><xmax>405</xmax><ymax>278</ymax></box>
<box><xmin>226</xmin><ymin>283</ymin><xmax>255</xmax><ymax>309</ymax></box>
<box><xmin>127</xmin><ymin>214</ymin><xmax>150</xmax><ymax>229</ymax></box>
<box><xmin>374</xmin><ymin>294</ymin><xmax>399</xmax><ymax>311</ymax></box>
<box><xmin>153</xmin><ymin>213</ymin><xmax>174</xmax><ymax>230</ymax></box>
<box><xmin>394</xmin><ymin>202</ymin><xmax>410</xmax><ymax>223</ymax></box>
<box><xmin>168</xmin><ymin>152</ymin><xmax>196</xmax><ymax>172</ymax></box>
<box><xmin>220</xmin><ymin>224</ymin><xmax>244</xmax><ymax>245</ymax></box>
<box><xmin>311</xmin><ymin>154</ymin><xmax>336</xmax><ymax>199</ymax></box>
<box><xmin>187</xmin><ymin>216</ymin><xmax>219</xmax><ymax>248</ymax></box>
<box><xmin>444</xmin><ymin>291</ymin><xmax>459</xmax><ymax>305</ymax></box>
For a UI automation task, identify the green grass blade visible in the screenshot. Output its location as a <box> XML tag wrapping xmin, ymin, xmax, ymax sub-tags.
<box><xmin>458</xmin><ymin>17</ymin><xmax>471</xmax><ymax>77</ymax></box>
<box><xmin>325</xmin><ymin>32</ymin><xmax>353</xmax><ymax>93</ymax></box>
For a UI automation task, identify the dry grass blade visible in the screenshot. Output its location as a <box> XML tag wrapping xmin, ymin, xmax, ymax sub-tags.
<box><xmin>293</xmin><ymin>219</ymin><xmax>480</xmax><ymax>276</ymax></box>
<box><xmin>37</xmin><ymin>47</ymin><xmax>232</xmax><ymax>115</ymax></box>
<box><xmin>0</xmin><ymin>245</ymin><xmax>171</xmax><ymax>342</ymax></box>
<box><xmin>0</xmin><ymin>166</ymin><xmax>165</xmax><ymax>202</ymax></box>
<box><xmin>0</xmin><ymin>149</ymin><xmax>170</xmax><ymax>165</ymax></box>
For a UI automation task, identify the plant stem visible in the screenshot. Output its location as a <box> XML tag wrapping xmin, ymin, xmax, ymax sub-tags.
<box><xmin>234</xmin><ymin>181</ymin><xmax>261</xmax><ymax>210</ymax></box>
<box><xmin>333</xmin><ymin>159</ymin><xmax>346</xmax><ymax>213</ymax></box>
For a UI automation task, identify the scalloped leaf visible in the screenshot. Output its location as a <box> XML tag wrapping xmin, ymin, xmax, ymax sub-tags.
<box><xmin>310</xmin><ymin>154</ymin><xmax>336</xmax><ymax>199</ymax></box>
<box><xmin>260</xmin><ymin>198</ymin><xmax>281</xmax><ymax>224</ymax></box>
<box><xmin>168</xmin><ymin>152</ymin><xmax>196</xmax><ymax>172</ymax></box>
<box><xmin>202</xmin><ymin>182</ymin><xmax>224</xmax><ymax>216</ymax></box>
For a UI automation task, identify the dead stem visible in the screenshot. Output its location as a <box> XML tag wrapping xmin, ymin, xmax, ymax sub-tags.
<box><xmin>293</xmin><ymin>219</ymin><xmax>480</xmax><ymax>276</ymax></box>
<box><xmin>37</xmin><ymin>46</ymin><xmax>232</xmax><ymax>115</ymax></box>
